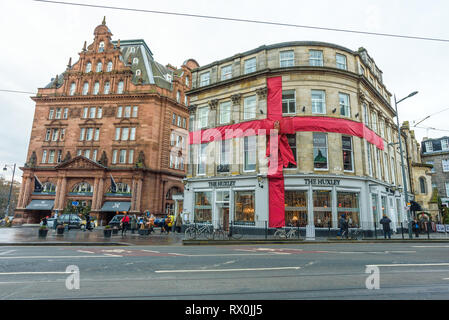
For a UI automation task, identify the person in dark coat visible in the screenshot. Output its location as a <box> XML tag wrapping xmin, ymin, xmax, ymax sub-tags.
<box><xmin>339</xmin><ymin>214</ymin><xmax>348</xmax><ymax>239</ymax></box>
<box><xmin>84</xmin><ymin>214</ymin><xmax>91</xmax><ymax>231</ymax></box>
<box><xmin>380</xmin><ymin>214</ymin><xmax>392</xmax><ymax>239</ymax></box>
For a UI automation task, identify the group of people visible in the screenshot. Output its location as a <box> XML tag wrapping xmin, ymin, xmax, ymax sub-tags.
<box><xmin>338</xmin><ymin>213</ymin><xmax>393</xmax><ymax>239</ymax></box>
<box><xmin>119</xmin><ymin>212</ymin><xmax>184</xmax><ymax>236</ymax></box>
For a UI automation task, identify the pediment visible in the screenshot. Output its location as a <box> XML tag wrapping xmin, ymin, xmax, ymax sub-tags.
<box><xmin>56</xmin><ymin>155</ymin><xmax>106</xmax><ymax>170</ymax></box>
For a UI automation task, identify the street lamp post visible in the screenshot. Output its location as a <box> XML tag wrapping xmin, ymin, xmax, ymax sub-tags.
<box><xmin>3</xmin><ymin>163</ymin><xmax>16</xmax><ymax>218</ymax></box>
<box><xmin>394</xmin><ymin>91</ymin><xmax>418</xmax><ymax>239</ymax></box>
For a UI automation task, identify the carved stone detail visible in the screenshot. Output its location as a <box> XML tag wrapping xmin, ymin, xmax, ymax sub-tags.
<box><xmin>231</xmin><ymin>94</ymin><xmax>241</xmax><ymax>105</ymax></box>
<box><xmin>188</xmin><ymin>104</ymin><xmax>197</xmax><ymax>114</ymax></box>
<box><xmin>256</xmin><ymin>87</ymin><xmax>268</xmax><ymax>99</ymax></box>
<box><xmin>208</xmin><ymin>99</ymin><xmax>219</xmax><ymax>110</ymax></box>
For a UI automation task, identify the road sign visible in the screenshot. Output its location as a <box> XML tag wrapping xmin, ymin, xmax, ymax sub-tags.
<box><xmin>72</xmin><ymin>201</ymin><xmax>79</xmax><ymax>207</ymax></box>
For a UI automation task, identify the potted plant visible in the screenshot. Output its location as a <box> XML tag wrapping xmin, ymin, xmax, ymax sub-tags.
<box><xmin>104</xmin><ymin>225</ymin><xmax>112</xmax><ymax>238</ymax></box>
<box><xmin>56</xmin><ymin>223</ymin><xmax>65</xmax><ymax>235</ymax></box>
<box><xmin>112</xmin><ymin>226</ymin><xmax>119</xmax><ymax>235</ymax></box>
<box><xmin>138</xmin><ymin>223</ymin><xmax>149</xmax><ymax>235</ymax></box>
<box><xmin>38</xmin><ymin>225</ymin><xmax>48</xmax><ymax>237</ymax></box>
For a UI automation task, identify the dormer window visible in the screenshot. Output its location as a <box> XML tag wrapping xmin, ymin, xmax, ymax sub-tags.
<box><xmin>107</xmin><ymin>61</ymin><xmax>113</xmax><ymax>72</ymax></box>
<box><xmin>96</xmin><ymin>62</ymin><xmax>102</xmax><ymax>72</ymax></box>
<box><xmin>93</xmin><ymin>81</ymin><xmax>100</xmax><ymax>95</ymax></box>
<box><xmin>166</xmin><ymin>74</ymin><xmax>172</xmax><ymax>82</ymax></box>
<box><xmin>136</xmin><ymin>69</ymin><xmax>141</xmax><ymax>76</ymax></box>
<box><xmin>133</xmin><ymin>57</ymin><xmax>139</xmax><ymax>65</ymax></box>
<box><xmin>130</xmin><ymin>47</ymin><xmax>136</xmax><ymax>53</ymax></box>
<box><xmin>85</xmin><ymin>62</ymin><xmax>92</xmax><ymax>73</ymax></box>
<box><xmin>82</xmin><ymin>82</ymin><xmax>89</xmax><ymax>95</ymax></box>
<box><xmin>69</xmin><ymin>82</ymin><xmax>76</xmax><ymax>96</ymax></box>
<box><xmin>117</xmin><ymin>81</ymin><xmax>124</xmax><ymax>94</ymax></box>
<box><xmin>104</xmin><ymin>81</ymin><xmax>110</xmax><ymax>94</ymax></box>
<box><xmin>98</xmin><ymin>41</ymin><xmax>105</xmax><ymax>52</ymax></box>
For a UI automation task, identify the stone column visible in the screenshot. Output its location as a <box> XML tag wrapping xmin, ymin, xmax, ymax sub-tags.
<box><xmin>231</xmin><ymin>94</ymin><xmax>241</xmax><ymax>124</ymax></box>
<box><xmin>135</xmin><ymin>178</ymin><xmax>143</xmax><ymax>213</ymax></box>
<box><xmin>17</xmin><ymin>176</ymin><xmax>27</xmax><ymax>209</ymax></box>
<box><xmin>59</xmin><ymin>177</ymin><xmax>67</xmax><ymax>211</ymax></box>
<box><xmin>96</xmin><ymin>178</ymin><xmax>104</xmax><ymax>210</ymax></box>
<box><xmin>130</xmin><ymin>179</ymin><xmax>137</xmax><ymax>211</ymax></box>
<box><xmin>54</xmin><ymin>178</ymin><xmax>62</xmax><ymax>210</ymax></box>
<box><xmin>91</xmin><ymin>177</ymin><xmax>99</xmax><ymax>210</ymax></box>
<box><xmin>22</xmin><ymin>176</ymin><xmax>32</xmax><ymax>208</ymax></box>
<box><xmin>256</xmin><ymin>87</ymin><xmax>267</xmax><ymax>120</ymax></box>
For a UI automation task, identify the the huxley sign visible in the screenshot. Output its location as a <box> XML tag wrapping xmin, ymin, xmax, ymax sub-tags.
<box><xmin>208</xmin><ymin>181</ymin><xmax>236</xmax><ymax>187</ymax></box>
<box><xmin>304</xmin><ymin>178</ymin><xmax>341</xmax><ymax>186</ymax></box>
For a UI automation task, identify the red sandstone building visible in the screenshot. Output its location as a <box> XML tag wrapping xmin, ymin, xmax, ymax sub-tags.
<box><xmin>14</xmin><ymin>18</ymin><xmax>198</xmax><ymax>224</ymax></box>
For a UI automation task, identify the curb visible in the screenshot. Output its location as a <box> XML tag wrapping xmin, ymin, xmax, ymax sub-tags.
<box><xmin>183</xmin><ymin>239</ymin><xmax>449</xmax><ymax>245</ymax></box>
<box><xmin>0</xmin><ymin>242</ymin><xmax>130</xmax><ymax>246</ymax></box>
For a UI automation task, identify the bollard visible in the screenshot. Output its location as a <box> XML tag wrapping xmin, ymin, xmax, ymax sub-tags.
<box><xmin>427</xmin><ymin>222</ymin><xmax>431</xmax><ymax>240</ymax></box>
<box><xmin>297</xmin><ymin>223</ymin><xmax>300</xmax><ymax>239</ymax></box>
<box><xmin>265</xmin><ymin>221</ymin><xmax>267</xmax><ymax>240</ymax></box>
<box><xmin>374</xmin><ymin>221</ymin><xmax>378</xmax><ymax>239</ymax></box>
<box><xmin>401</xmin><ymin>222</ymin><xmax>404</xmax><ymax>239</ymax></box>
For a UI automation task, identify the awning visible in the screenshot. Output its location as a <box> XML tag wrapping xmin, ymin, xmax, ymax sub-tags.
<box><xmin>100</xmin><ymin>201</ymin><xmax>131</xmax><ymax>212</ymax></box>
<box><xmin>25</xmin><ymin>200</ymin><xmax>55</xmax><ymax>211</ymax></box>
<box><xmin>410</xmin><ymin>201</ymin><xmax>423</xmax><ymax>212</ymax></box>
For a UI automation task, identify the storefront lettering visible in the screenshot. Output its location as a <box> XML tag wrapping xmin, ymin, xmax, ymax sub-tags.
<box><xmin>208</xmin><ymin>181</ymin><xmax>236</xmax><ymax>188</ymax></box>
<box><xmin>304</xmin><ymin>179</ymin><xmax>340</xmax><ymax>186</ymax></box>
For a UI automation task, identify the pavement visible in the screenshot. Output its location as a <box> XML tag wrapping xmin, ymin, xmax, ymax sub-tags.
<box><xmin>1</xmin><ymin>226</ymin><xmax>449</xmax><ymax>246</ymax></box>
<box><xmin>0</xmin><ymin>226</ymin><xmax>185</xmax><ymax>246</ymax></box>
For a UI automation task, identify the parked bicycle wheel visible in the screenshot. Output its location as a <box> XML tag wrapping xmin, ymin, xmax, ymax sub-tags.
<box><xmin>230</xmin><ymin>230</ymin><xmax>243</xmax><ymax>240</ymax></box>
<box><xmin>184</xmin><ymin>227</ymin><xmax>196</xmax><ymax>240</ymax></box>
<box><xmin>287</xmin><ymin>230</ymin><xmax>298</xmax><ymax>239</ymax></box>
<box><xmin>213</xmin><ymin>229</ymin><xmax>226</xmax><ymax>240</ymax></box>
<box><xmin>274</xmin><ymin>229</ymin><xmax>286</xmax><ymax>239</ymax></box>
<box><xmin>204</xmin><ymin>227</ymin><xmax>215</xmax><ymax>240</ymax></box>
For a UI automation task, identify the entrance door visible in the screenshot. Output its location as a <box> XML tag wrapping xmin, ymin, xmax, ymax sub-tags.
<box><xmin>222</xmin><ymin>207</ymin><xmax>229</xmax><ymax>232</ymax></box>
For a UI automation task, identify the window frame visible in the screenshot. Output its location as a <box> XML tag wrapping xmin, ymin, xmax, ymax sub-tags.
<box><xmin>311</xmin><ymin>90</ymin><xmax>326</xmax><ymax>114</ymax></box>
<box><xmin>244</xmin><ymin>57</ymin><xmax>257</xmax><ymax>74</ymax></box>
<box><xmin>309</xmin><ymin>50</ymin><xmax>323</xmax><ymax>66</ymax></box>
<box><xmin>280</xmin><ymin>50</ymin><xmax>295</xmax><ymax>67</ymax></box>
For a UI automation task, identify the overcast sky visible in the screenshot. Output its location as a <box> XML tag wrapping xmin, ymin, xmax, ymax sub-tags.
<box><xmin>1</xmin><ymin>0</ymin><xmax>449</xmax><ymax>182</ymax></box>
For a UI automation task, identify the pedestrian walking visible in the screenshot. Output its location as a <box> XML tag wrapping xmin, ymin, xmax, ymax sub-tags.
<box><xmin>339</xmin><ymin>214</ymin><xmax>348</xmax><ymax>239</ymax></box>
<box><xmin>41</xmin><ymin>216</ymin><xmax>48</xmax><ymax>226</ymax></box>
<box><xmin>120</xmin><ymin>213</ymin><xmax>130</xmax><ymax>236</ymax></box>
<box><xmin>84</xmin><ymin>214</ymin><xmax>92</xmax><ymax>231</ymax></box>
<box><xmin>412</xmin><ymin>219</ymin><xmax>420</xmax><ymax>238</ymax></box>
<box><xmin>380</xmin><ymin>214</ymin><xmax>392</xmax><ymax>239</ymax></box>
<box><xmin>175</xmin><ymin>213</ymin><xmax>183</xmax><ymax>233</ymax></box>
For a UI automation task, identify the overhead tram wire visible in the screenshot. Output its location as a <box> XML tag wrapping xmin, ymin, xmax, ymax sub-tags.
<box><xmin>32</xmin><ymin>0</ymin><xmax>449</xmax><ymax>43</ymax></box>
<box><xmin>0</xmin><ymin>89</ymin><xmax>36</xmax><ymax>95</ymax></box>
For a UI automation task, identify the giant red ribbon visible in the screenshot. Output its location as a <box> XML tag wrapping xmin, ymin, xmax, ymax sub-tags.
<box><xmin>188</xmin><ymin>76</ymin><xmax>384</xmax><ymax>228</ymax></box>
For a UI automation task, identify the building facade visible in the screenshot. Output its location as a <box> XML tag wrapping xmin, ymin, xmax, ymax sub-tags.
<box><xmin>421</xmin><ymin>135</ymin><xmax>449</xmax><ymax>209</ymax></box>
<box><xmin>402</xmin><ymin>122</ymin><xmax>438</xmax><ymax>220</ymax></box>
<box><xmin>14</xmin><ymin>19</ymin><xmax>197</xmax><ymax>224</ymax></box>
<box><xmin>184</xmin><ymin>41</ymin><xmax>412</xmax><ymax>235</ymax></box>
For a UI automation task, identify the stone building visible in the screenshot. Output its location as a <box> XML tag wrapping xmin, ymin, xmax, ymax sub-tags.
<box><xmin>14</xmin><ymin>18</ymin><xmax>198</xmax><ymax>224</ymax></box>
<box><xmin>184</xmin><ymin>41</ymin><xmax>412</xmax><ymax>235</ymax></box>
<box><xmin>421</xmin><ymin>135</ymin><xmax>449</xmax><ymax>211</ymax></box>
<box><xmin>401</xmin><ymin>122</ymin><xmax>438</xmax><ymax>220</ymax></box>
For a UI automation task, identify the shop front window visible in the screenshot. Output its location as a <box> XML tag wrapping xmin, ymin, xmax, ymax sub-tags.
<box><xmin>285</xmin><ymin>190</ymin><xmax>307</xmax><ymax>227</ymax></box>
<box><xmin>313</xmin><ymin>190</ymin><xmax>331</xmax><ymax>227</ymax></box>
<box><xmin>234</xmin><ymin>191</ymin><xmax>255</xmax><ymax>225</ymax></box>
<box><xmin>337</xmin><ymin>192</ymin><xmax>360</xmax><ymax>228</ymax></box>
<box><xmin>381</xmin><ymin>196</ymin><xmax>387</xmax><ymax>220</ymax></box>
<box><xmin>194</xmin><ymin>192</ymin><xmax>212</xmax><ymax>223</ymax></box>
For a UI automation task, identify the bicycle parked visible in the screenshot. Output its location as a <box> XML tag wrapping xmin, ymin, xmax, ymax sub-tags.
<box><xmin>340</xmin><ymin>228</ymin><xmax>363</xmax><ymax>240</ymax></box>
<box><xmin>211</xmin><ymin>225</ymin><xmax>243</xmax><ymax>240</ymax></box>
<box><xmin>184</xmin><ymin>223</ymin><xmax>214</xmax><ymax>240</ymax></box>
<box><xmin>274</xmin><ymin>227</ymin><xmax>300</xmax><ymax>239</ymax></box>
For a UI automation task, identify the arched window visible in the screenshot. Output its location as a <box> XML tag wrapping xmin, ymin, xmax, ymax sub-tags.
<box><xmin>108</xmin><ymin>182</ymin><xmax>131</xmax><ymax>194</ymax></box>
<box><xmin>166</xmin><ymin>187</ymin><xmax>181</xmax><ymax>200</ymax></box>
<box><xmin>103</xmin><ymin>81</ymin><xmax>110</xmax><ymax>94</ymax></box>
<box><xmin>133</xmin><ymin>57</ymin><xmax>139</xmax><ymax>65</ymax></box>
<box><xmin>72</xmin><ymin>182</ymin><xmax>93</xmax><ymax>193</ymax></box>
<box><xmin>117</xmin><ymin>81</ymin><xmax>124</xmax><ymax>94</ymax></box>
<box><xmin>420</xmin><ymin>177</ymin><xmax>427</xmax><ymax>194</ymax></box>
<box><xmin>98</xmin><ymin>41</ymin><xmax>105</xmax><ymax>52</ymax></box>
<box><xmin>93</xmin><ymin>81</ymin><xmax>100</xmax><ymax>95</ymax></box>
<box><xmin>96</xmin><ymin>62</ymin><xmax>103</xmax><ymax>72</ymax></box>
<box><xmin>85</xmin><ymin>62</ymin><xmax>92</xmax><ymax>73</ymax></box>
<box><xmin>69</xmin><ymin>82</ymin><xmax>76</xmax><ymax>96</ymax></box>
<box><xmin>107</xmin><ymin>61</ymin><xmax>113</xmax><ymax>72</ymax></box>
<box><xmin>42</xmin><ymin>182</ymin><xmax>56</xmax><ymax>193</ymax></box>
<box><xmin>176</xmin><ymin>91</ymin><xmax>181</xmax><ymax>103</ymax></box>
<box><xmin>82</xmin><ymin>82</ymin><xmax>89</xmax><ymax>95</ymax></box>
<box><xmin>136</xmin><ymin>69</ymin><xmax>141</xmax><ymax>76</ymax></box>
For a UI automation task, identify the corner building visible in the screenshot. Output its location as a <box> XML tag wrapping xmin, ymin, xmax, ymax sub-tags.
<box><xmin>185</xmin><ymin>42</ymin><xmax>411</xmax><ymax>235</ymax></box>
<box><xmin>14</xmin><ymin>19</ymin><xmax>198</xmax><ymax>224</ymax></box>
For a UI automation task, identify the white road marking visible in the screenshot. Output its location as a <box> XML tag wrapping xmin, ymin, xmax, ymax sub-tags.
<box><xmin>0</xmin><ymin>255</ymin><xmax>120</xmax><ymax>259</ymax></box>
<box><xmin>141</xmin><ymin>250</ymin><xmax>160</xmax><ymax>253</ymax></box>
<box><xmin>103</xmin><ymin>254</ymin><xmax>122</xmax><ymax>257</ymax></box>
<box><xmin>77</xmin><ymin>250</ymin><xmax>94</xmax><ymax>254</ymax></box>
<box><xmin>444</xmin><ymin>278</ymin><xmax>449</xmax><ymax>280</ymax></box>
<box><xmin>412</xmin><ymin>246</ymin><xmax>449</xmax><ymax>248</ymax></box>
<box><xmin>0</xmin><ymin>271</ymin><xmax>72</xmax><ymax>275</ymax></box>
<box><xmin>0</xmin><ymin>250</ymin><xmax>16</xmax><ymax>256</ymax></box>
<box><xmin>155</xmin><ymin>266</ymin><xmax>301</xmax><ymax>273</ymax></box>
<box><xmin>367</xmin><ymin>263</ymin><xmax>449</xmax><ymax>267</ymax></box>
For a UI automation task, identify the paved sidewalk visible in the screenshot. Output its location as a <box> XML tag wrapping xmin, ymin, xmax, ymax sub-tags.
<box><xmin>0</xmin><ymin>226</ymin><xmax>185</xmax><ymax>246</ymax></box>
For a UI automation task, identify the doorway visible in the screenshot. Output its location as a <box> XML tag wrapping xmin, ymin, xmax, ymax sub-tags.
<box><xmin>217</xmin><ymin>204</ymin><xmax>230</xmax><ymax>232</ymax></box>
